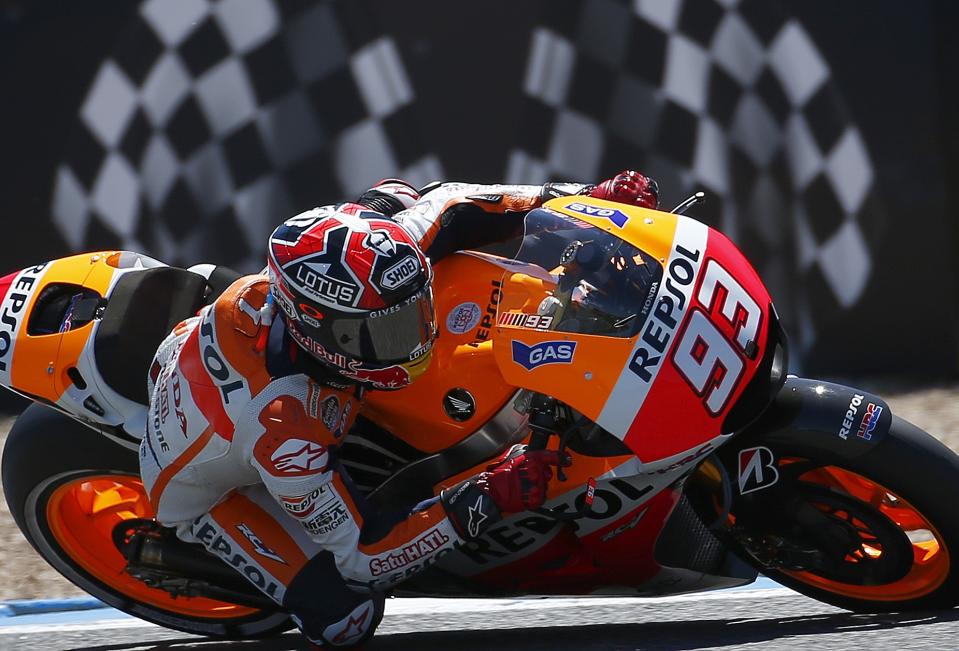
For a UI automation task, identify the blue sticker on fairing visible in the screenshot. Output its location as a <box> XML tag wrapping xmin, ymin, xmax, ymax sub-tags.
<box><xmin>565</xmin><ymin>202</ymin><xmax>629</xmax><ymax>228</ymax></box>
<box><xmin>511</xmin><ymin>340</ymin><xmax>577</xmax><ymax>371</ymax></box>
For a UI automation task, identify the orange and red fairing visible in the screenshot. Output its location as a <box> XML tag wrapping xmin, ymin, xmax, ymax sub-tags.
<box><xmin>492</xmin><ymin>197</ymin><xmax>773</xmax><ymax>466</ymax></box>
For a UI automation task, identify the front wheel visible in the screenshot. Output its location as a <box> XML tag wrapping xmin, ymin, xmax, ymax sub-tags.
<box><xmin>2</xmin><ymin>403</ymin><xmax>292</xmax><ymax>638</ymax></box>
<box><xmin>713</xmin><ymin>415</ymin><xmax>959</xmax><ymax>612</ymax></box>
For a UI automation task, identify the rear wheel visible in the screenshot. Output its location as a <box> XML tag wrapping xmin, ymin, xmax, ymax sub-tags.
<box><xmin>2</xmin><ymin>403</ymin><xmax>292</xmax><ymax>638</ymax></box>
<box><xmin>715</xmin><ymin>415</ymin><xmax>959</xmax><ymax>612</ymax></box>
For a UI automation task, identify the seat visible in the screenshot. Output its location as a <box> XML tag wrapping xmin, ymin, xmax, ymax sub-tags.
<box><xmin>93</xmin><ymin>267</ymin><xmax>209</xmax><ymax>405</ymax></box>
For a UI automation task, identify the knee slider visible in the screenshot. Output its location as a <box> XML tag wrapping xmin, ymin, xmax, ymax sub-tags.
<box><xmin>284</xmin><ymin>551</ymin><xmax>384</xmax><ymax>647</ymax></box>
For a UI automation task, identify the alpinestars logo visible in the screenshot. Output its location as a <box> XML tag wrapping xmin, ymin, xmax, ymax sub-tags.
<box><xmin>737</xmin><ymin>446</ymin><xmax>779</xmax><ymax>495</ymax></box>
<box><xmin>236</xmin><ymin>524</ymin><xmax>287</xmax><ymax>565</ymax></box>
<box><xmin>325</xmin><ymin>602</ymin><xmax>373</xmax><ymax>645</ymax></box>
<box><xmin>467</xmin><ymin>495</ymin><xmax>488</xmax><ymax>537</ymax></box>
<box><xmin>270</xmin><ymin>439</ymin><xmax>328</xmax><ymax>475</ymax></box>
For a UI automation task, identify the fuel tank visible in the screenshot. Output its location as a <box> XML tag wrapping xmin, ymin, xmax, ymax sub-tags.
<box><xmin>362</xmin><ymin>252</ymin><xmax>523</xmax><ymax>453</ymax></box>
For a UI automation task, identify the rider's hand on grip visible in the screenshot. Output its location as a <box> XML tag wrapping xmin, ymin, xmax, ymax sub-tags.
<box><xmin>476</xmin><ymin>446</ymin><xmax>573</xmax><ymax>514</ymax></box>
<box><xmin>589</xmin><ymin>170</ymin><xmax>659</xmax><ymax>210</ymax></box>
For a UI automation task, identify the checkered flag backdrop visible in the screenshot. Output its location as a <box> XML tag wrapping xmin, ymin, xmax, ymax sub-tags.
<box><xmin>51</xmin><ymin>0</ymin><xmax>442</xmax><ymax>272</ymax></box>
<box><xmin>49</xmin><ymin>0</ymin><xmax>886</xmax><ymax>362</ymax></box>
<box><xmin>508</xmin><ymin>0</ymin><xmax>884</xmax><ymax>358</ymax></box>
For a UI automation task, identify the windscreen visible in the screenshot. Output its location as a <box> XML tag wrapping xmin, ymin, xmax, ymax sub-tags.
<box><xmin>497</xmin><ymin>208</ymin><xmax>663</xmax><ymax>338</ymax></box>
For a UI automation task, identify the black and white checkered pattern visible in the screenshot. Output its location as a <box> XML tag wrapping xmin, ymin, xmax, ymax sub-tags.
<box><xmin>51</xmin><ymin>0</ymin><xmax>441</xmax><ymax>271</ymax></box>
<box><xmin>508</xmin><ymin>0</ymin><xmax>884</xmax><ymax>355</ymax></box>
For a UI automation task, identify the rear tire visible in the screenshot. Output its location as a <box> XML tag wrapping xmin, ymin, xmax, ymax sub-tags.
<box><xmin>719</xmin><ymin>415</ymin><xmax>959</xmax><ymax>612</ymax></box>
<box><xmin>2</xmin><ymin>403</ymin><xmax>292</xmax><ymax>638</ymax></box>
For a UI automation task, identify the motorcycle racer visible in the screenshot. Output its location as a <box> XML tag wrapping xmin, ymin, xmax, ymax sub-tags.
<box><xmin>139</xmin><ymin>171</ymin><xmax>658</xmax><ymax>647</ymax></box>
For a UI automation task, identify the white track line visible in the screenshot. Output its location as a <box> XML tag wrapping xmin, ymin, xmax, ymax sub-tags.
<box><xmin>386</xmin><ymin>588</ymin><xmax>792</xmax><ymax>615</ymax></box>
<box><xmin>0</xmin><ymin>588</ymin><xmax>794</xmax><ymax>635</ymax></box>
<box><xmin>0</xmin><ymin>618</ymin><xmax>158</xmax><ymax>635</ymax></box>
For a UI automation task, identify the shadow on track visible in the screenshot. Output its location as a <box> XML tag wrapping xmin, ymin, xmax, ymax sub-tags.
<box><xmin>67</xmin><ymin>609</ymin><xmax>959</xmax><ymax>651</ymax></box>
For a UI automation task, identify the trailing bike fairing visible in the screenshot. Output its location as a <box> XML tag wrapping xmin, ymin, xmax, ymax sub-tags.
<box><xmin>0</xmin><ymin>252</ymin><xmax>192</xmax><ymax>441</ymax></box>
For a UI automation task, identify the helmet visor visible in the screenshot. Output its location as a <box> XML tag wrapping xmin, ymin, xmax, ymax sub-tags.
<box><xmin>329</xmin><ymin>286</ymin><xmax>436</xmax><ymax>364</ymax></box>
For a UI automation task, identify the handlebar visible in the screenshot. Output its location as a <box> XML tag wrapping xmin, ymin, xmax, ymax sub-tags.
<box><xmin>526</xmin><ymin>394</ymin><xmax>597</xmax><ymax>521</ymax></box>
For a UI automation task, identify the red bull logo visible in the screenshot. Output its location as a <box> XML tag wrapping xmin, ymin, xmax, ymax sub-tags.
<box><xmin>344</xmin><ymin>363</ymin><xmax>411</xmax><ymax>389</ymax></box>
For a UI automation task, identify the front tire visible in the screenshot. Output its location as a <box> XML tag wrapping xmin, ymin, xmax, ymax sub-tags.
<box><xmin>717</xmin><ymin>415</ymin><xmax>959</xmax><ymax>612</ymax></box>
<box><xmin>2</xmin><ymin>403</ymin><xmax>292</xmax><ymax>638</ymax></box>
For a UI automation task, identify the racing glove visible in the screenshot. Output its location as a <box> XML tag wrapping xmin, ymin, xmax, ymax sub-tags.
<box><xmin>476</xmin><ymin>446</ymin><xmax>571</xmax><ymax>514</ymax></box>
<box><xmin>588</xmin><ymin>170</ymin><xmax>659</xmax><ymax>210</ymax></box>
<box><xmin>440</xmin><ymin>446</ymin><xmax>571</xmax><ymax>540</ymax></box>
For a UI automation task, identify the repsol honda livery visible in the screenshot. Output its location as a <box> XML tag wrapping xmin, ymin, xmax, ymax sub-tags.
<box><xmin>3</xmin><ymin>195</ymin><xmax>959</xmax><ymax>644</ymax></box>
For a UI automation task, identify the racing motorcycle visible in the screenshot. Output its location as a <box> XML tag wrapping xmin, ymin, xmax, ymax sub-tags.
<box><xmin>2</xmin><ymin>192</ymin><xmax>959</xmax><ymax>640</ymax></box>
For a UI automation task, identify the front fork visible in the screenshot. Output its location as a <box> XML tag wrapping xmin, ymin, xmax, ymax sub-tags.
<box><xmin>686</xmin><ymin>376</ymin><xmax>895</xmax><ymax>571</ymax></box>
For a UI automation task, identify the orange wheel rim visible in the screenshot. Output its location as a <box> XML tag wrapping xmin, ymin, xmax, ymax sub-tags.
<box><xmin>46</xmin><ymin>474</ymin><xmax>259</xmax><ymax>619</ymax></box>
<box><xmin>780</xmin><ymin>463</ymin><xmax>950</xmax><ymax>601</ymax></box>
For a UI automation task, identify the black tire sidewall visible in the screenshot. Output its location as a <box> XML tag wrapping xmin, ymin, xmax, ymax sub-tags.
<box><xmin>3</xmin><ymin>404</ymin><xmax>292</xmax><ymax>638</ymax></box>
<box><xmin>3</xmin><ymin>404</ymin><xmax>139</xmax><ymax>539</ymax></box>
<box><xmin>726</xmin><ymin>415</ymin><xmax>959</xmax><ymax>612</ymax></box>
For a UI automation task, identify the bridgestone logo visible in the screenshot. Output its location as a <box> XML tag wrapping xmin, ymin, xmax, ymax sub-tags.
<box><xmin>381</xmin><ymin>256</ymin><xmax>419</xmax><ymax>290</ymax></box>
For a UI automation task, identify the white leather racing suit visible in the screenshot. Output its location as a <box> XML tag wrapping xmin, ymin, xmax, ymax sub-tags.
<box><xmin>138</xmin><ymin>180</ymin><xmax>588</xmax><ymax>646</ymax></box>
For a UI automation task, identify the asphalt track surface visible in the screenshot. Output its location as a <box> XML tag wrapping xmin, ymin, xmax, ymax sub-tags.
<box><xmin>2</xmin><ymin>582</ymin><xmax>958</xmax><ymax>651</ymax></box>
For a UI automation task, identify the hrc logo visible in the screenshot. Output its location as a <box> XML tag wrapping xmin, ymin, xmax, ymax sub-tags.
<box><xmin>857</xmin><ymin>403</ymin><xmax>883</xmax><ymax>440</ymax></box>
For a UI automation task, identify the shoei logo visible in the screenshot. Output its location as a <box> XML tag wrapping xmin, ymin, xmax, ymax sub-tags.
<box><xmin>566</xmin><ymin>202</ymin><xmax>629</xmax><ymax>228</ymax></box>
<box><xmin>511</xmin><ymin>340</ymin><xmax>576</xmax><ymax>371</ymax></box>
<box><xmin>381</xmin><ymin>255</ymin><xmax>420</xmax><ymax>290</ymax></box>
